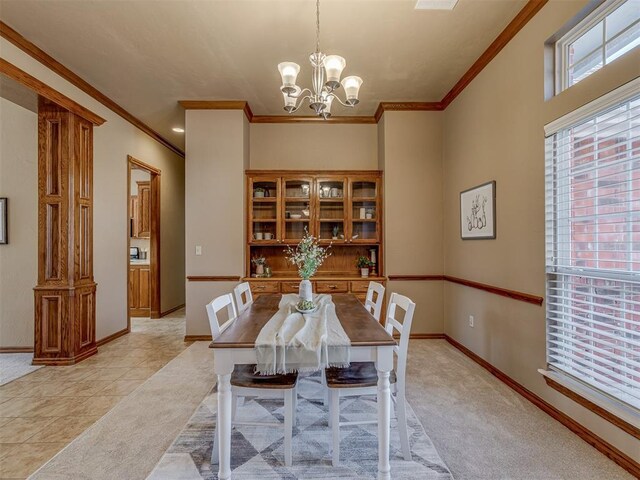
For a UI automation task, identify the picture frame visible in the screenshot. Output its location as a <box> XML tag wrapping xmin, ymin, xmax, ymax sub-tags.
<box><xmin>460</xmin><ymin>181</ymin><xmax>496</xmax><ymax>240</ymax></box>
<box><xmin>0</xmin><ymin>198</ymin><xmax>7</xmax><ymax>244</ymax></box>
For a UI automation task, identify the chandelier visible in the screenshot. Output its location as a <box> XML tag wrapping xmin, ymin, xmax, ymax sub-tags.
<box><xmin>277</xmin><ymin>0</ymin><xmax>362</xmax><ymax>119</ymax></box>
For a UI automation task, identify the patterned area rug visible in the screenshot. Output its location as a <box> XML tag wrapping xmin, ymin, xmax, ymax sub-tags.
<box><xmin>148</xmin><ymin>373</ymin><xmax>452</xmax><ymax>479</ymax></box>
<box><xmin>0</xmin><ymin>353</ymin><xmax>42</xmax><ymax>386</ymax></box>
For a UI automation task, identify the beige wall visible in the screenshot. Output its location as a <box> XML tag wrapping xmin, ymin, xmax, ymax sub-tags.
<box><xmin>442</xmin><ymin>0</ymin><xmax>639</xmax><ymax>459</ymax></box>
<box><xmin>0</xmin><ymin>98</ymin><xmax>38</xmax><ymax>347</ymax></box>
<box><xmin>185</xmin><ymin>109</ymin><xmax>248</xmax><ymax>337</ymax></box>
<box><xmin>380</xmin><ymin>111</ymin><xmax>444</xmax><ymax>334</ymax></box>
<box><xmin>0</xmin><ymin>38</ymin><xmax>185</xmax><ymax>344</ymax></box>
<box><xmin>250</xmin><ymin>123</ymin><xmax>378</xmax><ymax>170</ymax></box>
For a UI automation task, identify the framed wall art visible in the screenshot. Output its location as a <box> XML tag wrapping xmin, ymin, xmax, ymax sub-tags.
<box><xmin>460</xmin><ymin>181</ymin><xmax>496</xmax><ymax>240</ymax></box>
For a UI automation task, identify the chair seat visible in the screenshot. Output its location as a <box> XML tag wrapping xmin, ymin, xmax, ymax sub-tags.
<box><xmin>231</xmin><ymin>364</ymin><xmax>298</xmax><ymax>389</ymax></box>
<box><xmin>325</xmin><ymin>362</ymin><xmax>397</xmax><ymax>389</ymax></box>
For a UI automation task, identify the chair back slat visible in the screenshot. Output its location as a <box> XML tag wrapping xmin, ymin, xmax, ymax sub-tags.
<box><xmin>206</xmin><ymin>293</ymin><xmax>238</xmax><ymax>339</ymax></box>
<box><xmin>364</xmin><ymin>281</ymin><xmax>385</xmax><ymax>321</ymax></box>
<box><xmin>233</xmin><ymin>282</ymin><xmax>253</xmax><ymax>313</ymax></box>
<box><xmin>383</xmin><ymin>292</ymin><xmax>416</xmax><ymax>386</ymax></box>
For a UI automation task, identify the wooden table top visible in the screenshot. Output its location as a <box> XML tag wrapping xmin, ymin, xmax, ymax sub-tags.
<box><xmin>211</xmin><ymin>293</ymin><xmax>396</xmax><ymax>349</ymax></box>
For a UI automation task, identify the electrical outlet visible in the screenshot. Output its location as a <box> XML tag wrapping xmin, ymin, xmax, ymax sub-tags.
<box><xmin>195</xmin><ymin>245</ymin><xmax>202</xmax><ymax>256</ymax></box>
<box><xmin>469</xmin><ymin>315</ymin><xmax>474</xmax><ymax>327</ymax></box>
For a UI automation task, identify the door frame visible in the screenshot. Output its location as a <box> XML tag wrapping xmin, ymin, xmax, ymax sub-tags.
<box><xmin>127</xmin><ymin>155</ymin><xmax>161</xmax><ymax>328</ymax></box>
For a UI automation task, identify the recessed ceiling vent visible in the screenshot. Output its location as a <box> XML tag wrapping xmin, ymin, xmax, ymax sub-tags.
<box><xmin>415</xmin><ymin>0</ymin><xmax>459</xmax><ymax>10</ymax></box>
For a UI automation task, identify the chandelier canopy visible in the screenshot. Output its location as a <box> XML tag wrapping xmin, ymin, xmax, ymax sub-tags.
<box><xmin>277</xmin><ymin>0</ymin><xmax>362</xmax><ymax>119</ymax></box>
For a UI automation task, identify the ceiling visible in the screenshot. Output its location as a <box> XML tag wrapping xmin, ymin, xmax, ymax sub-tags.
<box><xmin>0</xmin><ymin>0</ymin><xmax>529</xmax><ymax>150</ymax></box>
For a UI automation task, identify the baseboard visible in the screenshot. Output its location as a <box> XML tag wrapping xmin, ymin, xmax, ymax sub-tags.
<box><xmin>443</xmin><ymin>335</ymin><xmax>640</xmax><ymax>478</ymax></box>
<box><xmin>0</xmin><ymin>346</ymin><xmax>34</xmax><ymax>353</ymax></box>
<box><xmin>161</xmin><ymin>303</ymin><xmax>186</xmax><ymax>317</ymax></box>
<box><xmin>184</xmin><ymin>335</ymin><xmax>213</xmax><ymax>342</ymax></box>
<box><xmin>409</xmin><ymin>333</ymin><xmax>445</xmax><ymax>339</ymax></box>
<box><xmin>96</xmin><ymin>328</ymin><xmax>129</xmax><ymax>347</ymax></box>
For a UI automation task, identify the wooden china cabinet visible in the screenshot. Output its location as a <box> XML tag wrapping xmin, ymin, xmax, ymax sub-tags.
<box><xmin>245</xmin><ymin>170</ymin><xmax>385</xmax><ymax>307</ymax></box>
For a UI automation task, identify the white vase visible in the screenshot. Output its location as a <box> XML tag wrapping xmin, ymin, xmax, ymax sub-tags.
<box><xmin>256</xmin><ymin>264</ymin><xmax>264</xmax><ymax>275</ymax></box>
<box><xmin>299</xmin><ymin>279</ymin><xmax>313</xmax><ymax>302</ymax></box>
<box><xmin>361</xmin><ymin>268</ymin><xmax>369</xmax><ymax>278</ymax></box>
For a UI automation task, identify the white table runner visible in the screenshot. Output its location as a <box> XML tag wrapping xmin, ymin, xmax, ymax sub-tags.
<box><xmin>254</xmin><ymin>294</ymin><xmax>351</xmax><ymax>375</ymax></box>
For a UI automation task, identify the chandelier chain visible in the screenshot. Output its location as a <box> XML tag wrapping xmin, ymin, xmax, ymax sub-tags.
<box><xmin>315</xmin><ymin>0</ymin><xmax>320</xmax><ymax>54</ymax></box>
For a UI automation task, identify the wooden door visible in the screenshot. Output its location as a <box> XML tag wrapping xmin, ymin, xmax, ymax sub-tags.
<box><xmin>137</xmin><ymin>181</ymin><xmax>151</xmax><ymax>238</ymax></box>
<box><xmin>248</xmin><ymin>176</ymin><xmax>281</xmax><ymax>244</ymax></box>
<box><xmin>315</xmin><ymin>176</ymin><xmax>347</xmax><ymax>245</ymax></box>
<box><xmin>138</xmin><ymin>267</ymin><xmax>150</xmax><ymax>309</ymax></box>
<box><xmin>348</xmin><ymin>176</ymin><xmax>381</xmax><ymax>244</ymax></box>
<box><xmin>129</xmin><ymin>266</ymin><xmax>139</xmax><ymax>309</ymax></box>
<box><xmin>281</xmin><ymin>176</ymin><xmax>314</xmax><ymax>242</ymax></box>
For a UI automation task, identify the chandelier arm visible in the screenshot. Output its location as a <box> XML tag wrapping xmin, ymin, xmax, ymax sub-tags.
<box><xmin>289</xmin><ymin>95</ymin><xmax>312</xmax><ymax>113</ymax></box>
<box><xmin>327</xmin><ymin>92</ymin><xmax>354</xmax><ymax>108</ymax></box>
<box><xmin>288</xmin><ymin>88</ymin><xmax>312</xmax><ymax>99</ymax></box>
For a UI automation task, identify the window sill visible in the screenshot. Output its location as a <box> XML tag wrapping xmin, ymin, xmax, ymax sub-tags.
<box><xmin>538</xmin><ymin>369</ymin><xmax>639</xmax><ymax>440</ymax></box>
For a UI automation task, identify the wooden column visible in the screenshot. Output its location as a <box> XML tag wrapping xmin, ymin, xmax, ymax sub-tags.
<box><xmin>33</xmin><ymin>98</ymin><xmax>97</xmax><ymax>365</ymax></box>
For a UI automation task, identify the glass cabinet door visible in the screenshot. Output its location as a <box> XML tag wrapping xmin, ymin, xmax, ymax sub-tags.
<box><xmin>282</xmin><ymin>177</ymin><xmax>314</xmax><ymax>242</ymax></box>
<box><xmin>349</xmin><ymin>177</ymin><xmax>380</xmax><ymax>243</ymax></box>
<box><xmin>249</xmin><ymin>177</ymin><xmax>280</xmax><ymax>244</ymax></box>
<box><xmin>316</xmin><ymin>176</ymin><xmax>347</xmax><ymax>244</ymax></box>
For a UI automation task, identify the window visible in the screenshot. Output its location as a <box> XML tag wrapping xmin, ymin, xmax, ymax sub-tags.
<box><xmin>557</xmin><ymin>0</ymin><xmax>640</xmax><ymax>91</ymax></box>
<box><xmin>545</xmin><ymin>79</ymin><xmax>640</xmax><ymax>411</ymax></box>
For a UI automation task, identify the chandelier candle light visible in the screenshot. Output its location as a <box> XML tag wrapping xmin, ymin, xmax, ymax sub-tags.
<box><xmin>277</xmin><ymin>0</ymin><xmax>362</xmax><ymax>119</ymax></box>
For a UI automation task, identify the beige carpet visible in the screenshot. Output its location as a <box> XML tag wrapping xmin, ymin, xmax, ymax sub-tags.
<box><xmin>29</xmin><ymin>340</ymin><xmax>634</xmax><ymax>480</ymax></box>
<box><xmin>405</xmin><ymin>340</ymin><xmax>634</xmax><ymax>480</ymax></box>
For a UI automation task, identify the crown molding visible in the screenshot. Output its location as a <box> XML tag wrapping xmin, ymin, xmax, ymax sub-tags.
<box><xmin>179</xmin><ymin>100</ymin><xmax>255</xmax><ymax>122</ymax></box>
<box><xmin>0</xmin><ymin>58</ymin><xmax>105</xmax><ymax>125</ymax></box>
<box><xmin>0</xmin><ymin>20</ymin><xmax>184</xmax><ymax>158</ymax></box>
<box><xmin>252</xmin><ymin>115</ymin><xmax>377</xmax><ymax>124</ymax></box>
<box><xmin>374</xmin><ymin>102</ymin><xmax>444</xmax><ymax>122</ymax></box>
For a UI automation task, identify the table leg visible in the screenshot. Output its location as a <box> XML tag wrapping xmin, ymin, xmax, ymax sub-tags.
<box><xmin>376</xmin><ymin>346</ymin><xmax>393</xmax><ymax>480</ymax></box>
<box><xmin>217</xmin><ymin>373</ymin><xmax>232</xmax><ymax>480</ymax></box>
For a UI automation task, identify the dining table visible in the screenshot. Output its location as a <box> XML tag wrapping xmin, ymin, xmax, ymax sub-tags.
<box><xmin>210</xmin><ymin>292</ymin><xmax>397</xmax><ymax>480</ymax></box>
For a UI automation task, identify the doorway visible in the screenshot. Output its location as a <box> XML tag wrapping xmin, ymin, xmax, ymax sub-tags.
<box><xmin>127</xmin><ymin>155</ymin><xmax>161</xmax><ymax>328</ymax></box>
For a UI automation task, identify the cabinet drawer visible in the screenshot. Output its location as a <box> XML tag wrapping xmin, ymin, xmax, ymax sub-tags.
<box><xmin>316</xmin><ymin>281</ymin><xmax>349</xmax><ymax>293</ymax></box>
<box><xmin>350</xmin><ymin>280</ymin><xmax>373</xmax><ymax>293</ymax></box>
<box><xmin>281</xmin><ymin>281</ymin><xmax>307</xmax><ymax>294</ymax></box>
<box><xmin>249</xmin><ymin>281</ymin><xmax>280</xmax><ymax>294</ymax></box>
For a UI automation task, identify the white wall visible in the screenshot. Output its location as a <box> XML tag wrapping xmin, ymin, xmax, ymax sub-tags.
<box><xmin>0</xmin><ymin>98</ymin><xmax>38</xmax><ymax>347</ymax></box>
<box><xmin>1</xmin><ymin>38</ymin><xmax>185</xmax><ymax>344</ymax></box>
<box><xmin>250</xmin><ymin>123</ymin><xmax>378</xmax><ymax>170</ymax></box>
<box><xmin>185</xmin><ymin>109</ymin><xmax>248</xmax><ymax>337</ymax></box>
<box><xmin>441</xmin><ymin>0</ymin><xmax>640</xmax><ymax>461</ymax></box>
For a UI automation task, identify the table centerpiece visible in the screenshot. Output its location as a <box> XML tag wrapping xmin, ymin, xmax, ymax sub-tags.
<box><xmin>284</xmin><ymin>229</ymin><xmax>331</xmax><ymax>305</ymax></box>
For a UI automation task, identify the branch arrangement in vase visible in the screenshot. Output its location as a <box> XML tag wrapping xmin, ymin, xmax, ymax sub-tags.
<box><xmin>284</xmin><ymin>229</ymin><xmax>331</xmax><ymax>302</ymax></box>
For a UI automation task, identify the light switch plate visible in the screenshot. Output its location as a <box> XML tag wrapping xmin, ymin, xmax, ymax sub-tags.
<box><xmin>195</xmin><ymin>245</ymin><xmax>202</xmax><ymax>256</ymax></box>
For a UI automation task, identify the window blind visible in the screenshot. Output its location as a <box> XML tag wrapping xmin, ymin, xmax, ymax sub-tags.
<box><xmin>545</xmin><ymin>81</ymin><xmax>640</xmax><ymax>410</ymax></box>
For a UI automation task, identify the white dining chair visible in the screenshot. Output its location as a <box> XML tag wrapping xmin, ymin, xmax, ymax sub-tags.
<box><xmin>321</xmin><ymin>281</ymin><xmax>386</xmax><ymax>406</ymax></box>
<box><xmin>233</xmin><ymin>281</ymin><xmax>253</xmax><ymax>313</ymax></box>
<box><xmin>325</xmin><ymin>292</ymin><xmax>415</xmax><ymax>466</ymax></box>
<box><xmin>364</xmin><ymin>281</ymin><xmax>385</xmax><ymax>321</ymax></box>
<box><xmin>206</xmin><ymin>293</ymin><xmax>298</xmax><ymax>467</ymax></box>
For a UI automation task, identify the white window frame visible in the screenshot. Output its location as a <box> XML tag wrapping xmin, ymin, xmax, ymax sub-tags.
<box><xmin>556</xmin><ymin>0</ymin><xmax>640</xmax><ymax>92</ymax></box>
<box><xmin>544</xmin><ymin>77</ymin><xmax>640</xmax><ymax>418</ymax></box>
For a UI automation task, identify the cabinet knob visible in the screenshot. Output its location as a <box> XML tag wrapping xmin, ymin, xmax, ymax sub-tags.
<box><xmin>254</xmin><ymin>285</ymin><xmax>265</xmax><ymax>290</ymax></box>
<box><xmin>329</xmin><ymin>285</ymin><xmax>337</xmax><ymax>289</ymax></box>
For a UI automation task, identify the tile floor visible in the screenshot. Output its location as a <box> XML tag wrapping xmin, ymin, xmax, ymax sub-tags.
<box><xmin>0</xmin><ymin>311</ymin><xmax>188</xmax><ymax>479</ymax></box>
